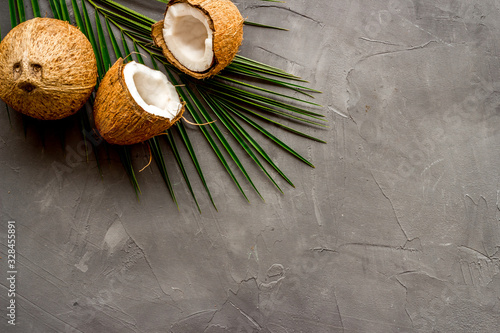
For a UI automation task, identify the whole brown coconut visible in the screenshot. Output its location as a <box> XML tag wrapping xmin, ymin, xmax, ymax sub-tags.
<box><xmin>0</xmin><ymin>18</ymin><xmax>98</xmax><ymax>120</ymax></box>
<box><xmin>93</xmin><ymin>58</ymin><xmax>184</xmax><ymax>146</ymax></box>
<box><xmin>152</xmin><ymin>0</ymin><xmax>244</xmax><ymax>79</ymax></box>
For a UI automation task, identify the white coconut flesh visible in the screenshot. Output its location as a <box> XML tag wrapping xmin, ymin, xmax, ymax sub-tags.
<box><xmin>123</xmin><ymin>61</ymin><xmax>182</xmax><ymax>119</ymax></box>
<box><xmin>163</xmin><ymin>3</ymin><xmax>214</xmax><ymax>72</ymax></box>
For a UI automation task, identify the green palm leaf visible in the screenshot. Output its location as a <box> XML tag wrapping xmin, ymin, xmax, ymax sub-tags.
<box><xmin>168</xmin><ymin>71</ymin><xmax>249</xmax><ymax>202</ymax></box>
<box><xmin>201</xmin><ymin>91</ymin><xmax>284</xmax><ymax>193</ymax></box>
<box><xmin>54</xmin><ymin>0</ymin><xmax>64</xmax><ymax>19</ymax></box>
<box><xmin>149</xmin><ymin>137</ymin><xmax>178</xmax><ymax>208</ymax></box>
<box><xmin>213</xmin><ymin>96</ymin><xmax>326</xmax><ymax>143</ymax></box>
<box><xmin>216</xmin><ymin>75</ymin><xmax>321</xmax><ymax>107</ymax></box>
<box><xmin>215</xmin><ymin>100</ymin><xmax>298</xmax><ymax>187</ymax></box>
<box><xmin>198</xmin><ymin>84</ymin><xmax>326</xmax><ymax>128</ymax></box>
<box><xmin>16</xmin><ymin>0</ymin><xmax>25</xmax><ymax>22</ymax></box>
<box><xmin>9</xmin><ymin>0</ymin><xmax>18</xmax><ymax>28</ymax></box>
<box><xmin>95</xmin><ymin>0</ymin><xmax>156</xmax><ymax>26</ymax></box>
<box><xmin>244</xmin><ymin>21</ymin><xmax>287</xmax><ymax>31</ymax></box>
<box><xmin>4</xmin><ymin>0</ymin><xmax>325</xmax><ymax>209</ymax></box>
<box><xmin>59</xmin><ymin>0</ymin><xmax>70</xmax><ymax>21</ymax></box>
<box><xmin>48</xmin><ymin>0</ymin><xmax>60</xmax><ymax>19</ymax></box>
<box><xmin>175</xmin><ymin>121</ymin><xmax>217</xmax><ymax>210</ymax></box>
<box><xmin>31</xmin><ymin>0</ymin><xmax>40</xmax><ymax>17</ymax></box>
<box><xmin>221</xmin><ymin>66</ymin><xmax>320</xmax><ymax>97</ymax></box>
<box><xmin>70</xmin><ymin>0</ymin><xmax>85</xmax><ymax>31</ymax></box>
<box><xmin>95</xmin><ymin>11</ymin><xmax>112</xmax><ymax>71</ymax></box>
<box><xmin>105</xmin><ymin>18</ymin><xmax>123</xmax><ymax>58</ymax></box>
<box><xmin>219</xmin><ymin>101</ymin><xmax>316</xmax><ymax>168</ymax></box>
<box><xmin>189</xmin><ymin>85</ymin><xmax>264</xmax><ymax>201</ymax></box>
<box><xmin>165</xmin><ymin>131</ymin><xmax>201</xmax><ymax>213</ymax></box>
<box><xmin>119</xmin><ymin>146</ymin><xmax>141</xmax><ymax>197</ymax></box>
<box><xmin>81</xmin><ymin>0</ymin><xmax>104</xmax><ymax>78</ymax></box>
<box><xmin>97</xmin><ymin>6</ymin><xmax>152</xmax><ymax>37</ymax></box>
<box><xmin>230</xmin><ymin>56</ymin><xmax>304</xmax><ymax>81</ymax></box>
<box><xmin>200</xmin><ymin>80</ymin><xmax>325</xmax><ymax>119</ymax></box>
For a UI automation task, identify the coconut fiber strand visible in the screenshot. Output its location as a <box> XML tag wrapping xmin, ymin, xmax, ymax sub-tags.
<box><xmin>0</xmin><ymin>18</ymin><xmax>97</xmax><ymax>120</ymax></box>
<box><xmin>152</xmin><ymin>0</ymin><xmax>244</xmax><ymax>79</ymax></box>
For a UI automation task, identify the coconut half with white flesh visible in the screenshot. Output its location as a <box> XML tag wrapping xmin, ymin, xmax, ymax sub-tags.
<box><xmin>0</xmin><ymin>18</ymin><xmax>97</xmax><ymax>120</ymax></box>
<box><xmin>93</xmin><ymin>59</ymin><xmax>184</xmax><ymax>145</ymax></box>
<box><xmin>152</xmin><ymin>0</ymin><xmax>244</xmax><ymax>79</ymax></box>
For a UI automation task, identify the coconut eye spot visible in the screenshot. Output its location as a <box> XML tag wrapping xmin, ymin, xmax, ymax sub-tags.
<box><xmin>123</xmin><ymin>61</ymin><xmax>182</xmax><ymax>120</ymax></box>
<box><xmin>163</xmin><ymin>3</ymin><xmax>214</xmax><ymax>72</ymax></box>
<box><xmin>31</xmin><ymin>64</ymin><xmax>42</xmax><ymax>72</ymax></box>
<box><xmin>30</xmin><ymin>63</ymin><xmax>43</xmax><ymax>78</ymax></box>
<box><xmin>13</xmin><ymin>62</ymin><xmax>22</xmax><ymax>79</ymax></box>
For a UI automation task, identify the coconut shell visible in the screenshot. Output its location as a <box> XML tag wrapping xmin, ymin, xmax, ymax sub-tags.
<box><xmin>93</xmin><ymin>58</ymin><xmax>184</xmax><ymax>146</ymax></box>
<box><xmin>152</xmin><ymin>0</ymin><xmax>244</xmax><ymax>79</ymax></box>
<box><xmin>0</xmin><ymin>18</ymin><xmax>97</xmax><ymax>120</ymax></box>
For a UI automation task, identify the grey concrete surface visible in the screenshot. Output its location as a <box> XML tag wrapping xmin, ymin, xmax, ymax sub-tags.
<box><xmin>1</xmin><ymin>0</ymin><xmax>500</xmax><ymax>332</ymax></box>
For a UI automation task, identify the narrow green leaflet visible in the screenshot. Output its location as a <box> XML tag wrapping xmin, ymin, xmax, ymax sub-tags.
<box><xmin>81</xmin><ymin>0</ymin><xmax>104</xmax><ymax>78</ymax></box>
<box><xmin>244</xmin><ymin>21</ymin><xmax>288</xmax><ymax>31</ymax></box>
<box><xmin>217</xmin><ymin>100</ymin><xmax>295</xmax><ymax>187</ymax></box>
<box><xmin>121</xmin><ymin>31</ymin><xmax>132</xmax><ymax>62</ymax></box>
<box><xmin>96</xmin><ymin>6</ymin><xmax>152</xmax><ymax>37</ymax></box>
<box><xmin>202</xmin><ymin>91</ymin><xmax>284</xmax><ymax>193</ymax></box>
<box><xmin>59</xmin><ymin>0</ymin><xmax>70</xmax><ymax>22</ymax></box>
<box><xmin>95</xmin><ymin>11</ymin><xmax>112</xmax><ymax>71</ymax></box>
<box><xmin>133</xmin><ymin>42</ymin><xmax>144</xmax><ymax>64</ymax></box>
<box><xmin>149</xmin><ymin>137</ymin><xmax>178</xmax><ymax>208</ymax></box>
<box><xmin>31</xmin><ymin>0</ymin><xmax>40</xmax><ymax>17</ymax></box>
<box><xmin>216</xmin><ymin>96</ymin><xmax>326</xmax><ymax>143</ymax></box>
<box><xmin>222</xmin><ymin>63</ymin><xmax>321</xmax><ymax>95</ymax></box>
<box><xmin>165</xmin><ymin>70</ymin><xmax>249</xmax><ymax>202</ymax></box>
<box><xmin>53</xmin><ymin>0</ymin><xmax>63</xmax><ymax>20</ymax></box>
<box><xmin>16</xmin><ymin>0</ymin><xmax>25</xmax><ymax>23</ymax></box>
<box><xmin>9</xmin><ymin>0</ymin><xmax>18</xmax><ymax>29</ymax></box>
<box><xmin>71</xmin><ymin>0</ymin><xmax>86</xmax><ymax>35</ymax></box>
<box><xmin>48</xmin><ymin>0</ymin><xmax>60</xmax><ymax>20</ymax></box>
<box><xmin>94</xmin><ymin>0</ymin><xmax>156</xmax><ymax>26</ymax></box>
<box><xmin>216</xmin><ymin>75</ymin><xmax>321</xmax><ymax>107</ymax></box>
<box><xmin>175</xmin><ymin>122</ymin><xmax>217</xmax><ymax>210</ymax></box>
<box><xmin>220</xmin><ymin>102</ymin><xmax>315</xmax><ymax>168</ymax></box>
<box><xmin>5</xmin><ymin>105</ymin><xmax>12</xmax><ymax>126</ymax></box>
<box><xmin>119</xmin><ymin>146</ymin><xmax>141</xmax><ymax>197</ymax></box>
<box><xmin>231</xmin><ymin>56</ymin><xmax>304</xmax><ymax>81</ymax></box>
<box><xmin>105</xmin><ymin>18</ymin><xmax>123</xmax><ymax>59</ymax></box>
<box><xmin>165</xmin><ymin>131</ymin><xmax>201</xmax><ymax>213</ymax></box>
<box><xmin>188</xmin><ymin>85</ymin><xmax>263</xmax><ymax>201</ymax></box>
<box><xmin>202</xmin><ymin>80</ymin><xmax>325</xmax><ymax>119</ymax></box>
<box><xmin>199</xmin><ymin>84</ymin><xmax>326</xmax><ymax>128</ymax></box>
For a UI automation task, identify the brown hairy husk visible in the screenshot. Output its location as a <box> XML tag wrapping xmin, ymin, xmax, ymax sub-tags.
<box><xmin>0</xmin><ymin>18</ymin><xmax>97</xmax><ymax>120</ymax></box>
<box><xmin>93</xmin><ymin>58</ymin><xmax>184</xmax><ymax>146</ymax></box>
<box><xmin>152</xmin><ymin>0</ymin><xmax>244</xmax><ymax>79</ymax></box>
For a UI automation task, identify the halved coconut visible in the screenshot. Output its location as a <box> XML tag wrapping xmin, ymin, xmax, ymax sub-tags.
<box><xmin>0</xmin><ymin>18</ymin><xmax>97</xmax><ymax>120</ymax></box>
<box><xmin>152</xmin><ymin>0</ymin><xmax>244</xmax><ymax>79</ymax></box>
<box><xmin>93</xmin><ymin>58</ymin><xmax>184</xmax><ymax>145</ymax></box>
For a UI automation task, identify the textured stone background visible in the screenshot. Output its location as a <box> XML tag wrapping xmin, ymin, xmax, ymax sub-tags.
<box><xmin>1</xmin><ymin>0</ymin><xmax>500</xmax><ymax>332</ymax></box>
